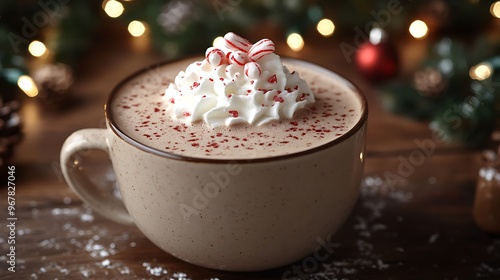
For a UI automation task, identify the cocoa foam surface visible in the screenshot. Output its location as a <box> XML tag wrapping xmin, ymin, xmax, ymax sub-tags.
<box><xmin>111</xmin><ymin>58</ymin><xmax>363</xmax><ymax>160</ymax></box>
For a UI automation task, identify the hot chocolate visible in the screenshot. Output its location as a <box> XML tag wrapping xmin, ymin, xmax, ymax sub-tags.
<box><xmin>62</xmin><ymin>33</ymin><xmax>367</xmax><ymax>271</ymax></box>
<box><xmin>110</xmin><ymin>59</ymin><xmax>363</xmax><ymax>159</ymax></box>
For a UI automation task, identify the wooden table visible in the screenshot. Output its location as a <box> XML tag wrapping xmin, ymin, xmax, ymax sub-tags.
<box><xmin>2</xmin><ymin>29</ymin><xmax>500</xmax><ymax>280</ymax></box>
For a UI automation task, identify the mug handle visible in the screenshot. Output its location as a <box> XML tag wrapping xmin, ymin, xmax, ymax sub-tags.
<box><xmin>60</xmin><ymin>128</ymin><xmax>134</xmax><ymax>225</ymax></box>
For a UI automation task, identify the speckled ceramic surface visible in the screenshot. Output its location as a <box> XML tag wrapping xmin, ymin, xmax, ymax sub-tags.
<box><xmin>61</xmin><ymin>58</ymin><xmax>367</xmax><ymax>271</ymax></box>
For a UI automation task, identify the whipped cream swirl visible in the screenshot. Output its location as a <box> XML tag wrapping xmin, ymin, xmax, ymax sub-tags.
<box><xmin>164</xmin><ymin>32</ymin><xmax>315</xmax><ymax>127</ymax></box>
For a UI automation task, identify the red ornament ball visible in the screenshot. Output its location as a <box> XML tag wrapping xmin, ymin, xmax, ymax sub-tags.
<box><xmin>355</xmin><ymin>41</ymin><xmax>399</xmax><ymax>83</ymax></box>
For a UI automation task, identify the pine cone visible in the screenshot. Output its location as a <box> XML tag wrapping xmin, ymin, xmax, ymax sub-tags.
<box><xmin>0</xmin><ymin>94</ymin><xmax>22</xmax><ymax>165</ymax></box>
<box><xmin>32</xmin><ymin>63</ymin><xmax>74</xmax><ymax>107</ymax></box>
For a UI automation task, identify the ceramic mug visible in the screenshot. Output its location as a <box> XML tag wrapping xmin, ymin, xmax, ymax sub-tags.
<box><xmin>60</xmin><ymin>58</ymin><xmax>368</xmax><ymax>271</ymax></box>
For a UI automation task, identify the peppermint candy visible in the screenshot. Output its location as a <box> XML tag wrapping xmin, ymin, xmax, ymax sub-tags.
<box><xmin>244</xmin><ymin>62</ymin><xmax>262</xmax><ymax>78</ymax></box>
<box><xmin>224</xmin><ymin>32</ymin><xmax>252</xmax><ymax>52</ymax></box>
<box><xmin>211</xmin><ymin>33</ymin><xmax>276</xmax><ymax>69</ymax></box>
<box><xmin>205</xmin><ymin>47</ymin><xmax>226</xmax><ymax>66</ymax></box>
<box><xmin>229</xmin><ymin>51</ymin><xmax>248</xmax><ymax>66</ymax></box>
<box><xmin>248</xmin><ymin>39</ymin><xmax>275</xmax><ymax>61</ymax></box>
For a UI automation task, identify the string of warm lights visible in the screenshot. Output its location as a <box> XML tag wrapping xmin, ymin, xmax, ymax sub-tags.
<box><xmin>103</xmin><ymin>0</ymin><xmax>149</xmax><ymax>38</ymax></box>
<box><xmin>79</xmin><ymin>0</ymin><xmax>500</xmax><ymax>52</ymax></box>
<box><xmin>99</xmin><ymin>0</ymin><xmax>500</xmax><ymax>52</ymax></box>
<box><xmin>15</xmin><ymin>0</ymin><xmax>500</xmax><ymax>98</ymax></box>
<box><xmin>18</xmin><ymin>41</ymin><xmax>49</xmax><ymax>97</ymax></box>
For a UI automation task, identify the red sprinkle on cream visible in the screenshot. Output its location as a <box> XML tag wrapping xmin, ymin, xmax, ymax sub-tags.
<box><xmin>228</xmin><ymin>110</ymin><xmax>239</xmax><ymax>117</ymax></box>
<box><xmin>268</xmin><ymin>74</ymin><xmax>277</xmax><ymax>83</ymax></box>
<box><xmin>273</xmin><ymin>96</ymin><xmax>284</xmax><ymax>103</ymax></box>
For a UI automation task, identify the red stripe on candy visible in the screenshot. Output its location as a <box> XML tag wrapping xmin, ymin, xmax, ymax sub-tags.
<box><xmin>224</xmin><ymin>32</ymin><xmax>252</xmax><ymax>52</ymax></box>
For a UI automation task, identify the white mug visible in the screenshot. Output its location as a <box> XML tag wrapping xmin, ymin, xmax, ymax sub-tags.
<box><xmin>60</xmin><ymin>58</ymin><xmax>367</xmax><ymax>271</ymax></box>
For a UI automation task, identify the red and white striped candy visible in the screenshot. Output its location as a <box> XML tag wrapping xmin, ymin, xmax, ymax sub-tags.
<box><xmin>205</xmin><ymin>47</ymin><xmax>226</xmax><ymax>66</ymax></box>
<box><xmin>244</xmin><ymin>62</ymin><xmax>262</xmax><ymax>78</ymax></box>
<box><xmin>224</xmin><ymin>32</ymin><xmax>252</xmax><ymax>52</ymax></box>
<box><xmin>248</xmin><ymin>39</ymin><xmax>275</xmax><ymax>61</ymax></box>
<box><xmin>229</xmin><ymin>51</ymin><xmax>248</xmax><ymax>66</ymax></box>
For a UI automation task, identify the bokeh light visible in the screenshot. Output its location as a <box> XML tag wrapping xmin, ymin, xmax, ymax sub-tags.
<box><xmin>28</xmin><ymin>40</ymin><xmax>47</xmax><ymax>57</ymax></box>
<box><xmin>17</xmin><ymin>75</ymin><xmax>38</xmax><ymax>97</ymax></box>
<box><xmin>103</xmin><ymin>0</ymin><xmax>124</xmax><ymax>18</ymax></box>
<box><xmin>287</xmin><ymin>33</ymin><xmax>304</xmax><ymax>52</ymax></box>
<box><xmin>316</xmin><ymin>18</ymin><xmax>335</xmax><ymax>37</ymax></box>
<box><xmin>409</xmin><ymin>20</ymin><xmax>428</xmax><ymax>39</ymax></box>
<box><xmin>469</xmin><ymin>63</ymin><xmax>492</xmax><ymax>81</ymax></box>
<box><xmin>369</xmin><ymin>27</ymin><xmax>384</xmax><ymax>45</ymax></box>
<box><xmin>128</xmin><ymin>21</ymin><xmax>147</xmax><ymax>37</ymax></box>
<box><xmin>491</xmin><ymin>1</ymin><xmax>500</xmax><ymax>18</ymax></box>
<box><xmin>212</xmin><ymin>36</ymin><xmax>223</xmax><ymax>47</ymax></box>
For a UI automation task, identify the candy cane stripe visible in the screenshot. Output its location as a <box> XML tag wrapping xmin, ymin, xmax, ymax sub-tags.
<box><xmin>249</xmin><ymin>48</ymin><xmax>275</xmax><ymax>61</ymax></box>
<box><xmin>229</xmin><ymin>51</ymin><xmax>248</xmax><ymax>66</ymax></box>
<box><xmin>248</xmin><ymin>39</ymin><xmax>275</xmax><ymax>61</ymax></box>
<box><xmin>224</xmin><ymin>32</ymin><xmax>252</xmax><ymax>52</ymax></box>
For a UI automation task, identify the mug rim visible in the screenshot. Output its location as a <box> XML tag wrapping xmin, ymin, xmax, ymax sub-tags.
<box><xmin>105</xmin><ymin>56</ymin><xmax>368</xmax><ymax>163</ymax></box>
